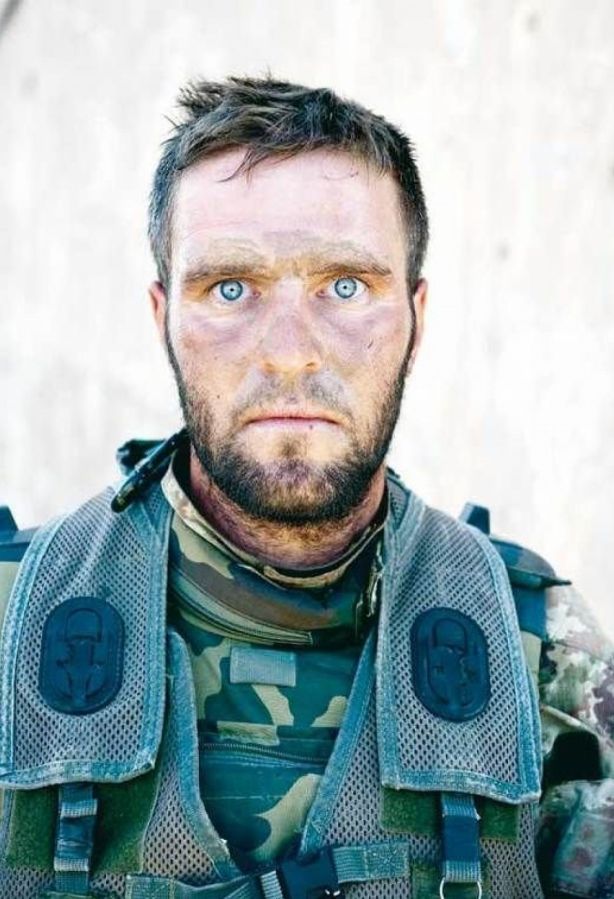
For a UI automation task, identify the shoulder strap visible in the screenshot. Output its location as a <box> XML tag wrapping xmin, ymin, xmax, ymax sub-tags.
<box><xmin>0</xmin><ymin>506</ymin><xmax>38</xmax><ymax>564</ymax></box>
<box><xmin>460</xmin><ymin>501</ymin><xmax>569</xmax><ymax>641</ymax></box>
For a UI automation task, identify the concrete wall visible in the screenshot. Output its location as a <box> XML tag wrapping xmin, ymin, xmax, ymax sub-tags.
<box><xmin>1</xmin><ymin>0</ymin><xmax>613</xmax><ymax>634</ymax></box>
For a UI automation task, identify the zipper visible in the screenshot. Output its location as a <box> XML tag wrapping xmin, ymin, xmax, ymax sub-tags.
<box><xmin>201</xmin><ymin>739</ymin><xmax>328</xmax><ymax>766</ymax></box>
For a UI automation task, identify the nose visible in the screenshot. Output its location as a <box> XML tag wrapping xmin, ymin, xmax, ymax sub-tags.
<box><xmin>256</xmin><ymin>280</ymin><xmax>323</xmax><ymax>378</ymax></box>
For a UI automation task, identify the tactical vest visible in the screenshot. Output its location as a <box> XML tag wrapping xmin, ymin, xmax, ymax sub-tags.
<box><xmin>0</xmin><ymin>472</ymin><xmax>547</xmax><ymax>899</ymax></box>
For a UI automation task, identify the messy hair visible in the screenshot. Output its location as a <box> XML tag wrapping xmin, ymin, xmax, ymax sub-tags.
<box><xmin>148</xmin><ymin>76</ymin><xmax>429</xmax><ymax>291</ymax></box>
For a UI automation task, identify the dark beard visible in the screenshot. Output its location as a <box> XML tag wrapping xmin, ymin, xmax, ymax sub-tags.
<box><xmin>165</xmin><ymin>314</ymin><xmax>414</xmax><ymax>526</ymax></box>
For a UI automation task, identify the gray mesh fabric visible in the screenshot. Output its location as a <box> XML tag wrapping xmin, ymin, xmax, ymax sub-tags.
<box><xmin>141</xmin><ymin>736</ymin><xmax>217</xmax><ymax>883</ymax></box>
<box><xmin>140</xmin><ymin>634</ymin><xmax>230</xmax><ymax>884</ymax></box>
<box><xmin>0</xmin><ymin>861</ymin><xmax>53</xmax><ymax>898</ymax></box>
<box><xmin>377</xmin><ymin>488</ymin><xmax>540</xmax><ymax>801</ymax></box>
<box><xmin>1</xmin><ymin>486</ymin><xmax>169</xmax><ymax>782</ymax></box>
<box><xmin>321</xmin><ymin>682</ymin><xmax>544</xmax><ymax>898</ymax></box>
<box><xmin>391</xmin><ymin>507</ymin><xmax>520</xmax><ymax>781</ymax></box>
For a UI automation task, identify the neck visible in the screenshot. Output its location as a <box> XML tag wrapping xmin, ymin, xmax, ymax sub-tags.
<box><xmin>187</xmin><ymin>451</ymin><xmax>387</xmax><ymax>569</ymax></box>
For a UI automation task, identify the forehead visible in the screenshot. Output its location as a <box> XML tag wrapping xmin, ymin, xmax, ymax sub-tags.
<box><xmin>171</xmin><ymin>147</ymin><xmax>408</xmax><ymax>271</ymax></box>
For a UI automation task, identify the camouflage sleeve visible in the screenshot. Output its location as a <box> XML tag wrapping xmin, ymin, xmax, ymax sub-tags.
<box><xmin>536</xmin><ymin>584</ymin><xmax>614</xmax><ymax>897</ymax></box>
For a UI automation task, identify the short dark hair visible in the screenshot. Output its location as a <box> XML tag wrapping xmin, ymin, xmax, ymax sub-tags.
<box><xmin>148</xmin><ymin>76</ymin><xmax>429</xmax><ymax>291</ymax></box>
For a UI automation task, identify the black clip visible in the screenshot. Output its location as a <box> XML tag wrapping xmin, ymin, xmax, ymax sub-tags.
<box><xmin>278</xmin><ymin>847</ymin><xmax>344</xmax><ymax>899</ymax></box>
<box><xmin>111</xmin><ymin>428</ymin><xmax>188</xmax><ymax>513</ymax></box>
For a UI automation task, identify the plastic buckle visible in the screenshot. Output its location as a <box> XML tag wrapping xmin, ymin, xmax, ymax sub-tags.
<box><xmin>278</xmin><ymin>847</ymin><xmax>344</xmax><ymax>899</ymax></box>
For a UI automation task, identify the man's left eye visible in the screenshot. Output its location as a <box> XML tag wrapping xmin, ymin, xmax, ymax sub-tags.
<box><xmin>325</xmin><ymin>277</ymin><xmax>367</xmax><ymax>301</ymax></box>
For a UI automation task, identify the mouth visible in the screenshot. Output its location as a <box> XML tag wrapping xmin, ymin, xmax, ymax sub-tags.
<box><xmin>243</xmin><ymin>409</ymin><xmax>342</xmax><ymax>429</ymax></box>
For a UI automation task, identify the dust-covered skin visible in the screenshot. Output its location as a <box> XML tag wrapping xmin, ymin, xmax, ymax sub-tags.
<box><xmin>149</xmin><ymin>148</ymin><xmax>428</xmax><ymax>570</ymax></box>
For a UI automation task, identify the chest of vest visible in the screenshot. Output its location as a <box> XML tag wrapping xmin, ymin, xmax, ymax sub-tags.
<box><xmin>0</xmin><ymin>475</ymin><xmax>544</xmax><ymax>898</ymax></box>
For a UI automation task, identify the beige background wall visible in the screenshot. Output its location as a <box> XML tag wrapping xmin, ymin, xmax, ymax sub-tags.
<box><xmin>1</xmin><ymin>1</ymin><xmax>613</xmax><ymax>634</ymax></box>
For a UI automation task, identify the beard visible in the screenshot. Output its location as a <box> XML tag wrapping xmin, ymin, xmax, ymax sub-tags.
<box><xmin>165</xmin><ymin>315</ymin><xmax>414</xmax><ymax>526</ymax></box>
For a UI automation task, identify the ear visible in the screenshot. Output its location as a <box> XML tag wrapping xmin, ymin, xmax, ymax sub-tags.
<box><xmin>148</xmin><ymin>281</ymin><xmax>168</xmax><ymax>345</ymax></box>
<box><xmin>407</xmin><ymin>278</ymin><xmax>428</xmax><ymax>373</ymax></box>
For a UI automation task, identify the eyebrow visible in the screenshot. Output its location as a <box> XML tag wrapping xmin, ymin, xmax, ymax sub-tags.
<box><xmin>182</xmin><ymin>251</ymin><xmax>269</xmax><ymax>286</ymax></box>
<box><xmin>308</xmin><ymin>256</ymin><xmax>393</xmax><ymax>278</ymax></box>
<box><xmin>181</xmin><ymin>244</ymin><xmax>394</xmax><ymax>286</ymax></box>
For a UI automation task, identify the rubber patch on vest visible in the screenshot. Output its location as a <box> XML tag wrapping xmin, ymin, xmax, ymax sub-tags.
<box><xmin>411</xmin><ymin>607</ymin><xmax>490</xmax><ymax>721</ymax></box>
<box><xmin>39</xmin><ymin>597</ymin><xmax>125</xmax><ymax>714</ymax></box>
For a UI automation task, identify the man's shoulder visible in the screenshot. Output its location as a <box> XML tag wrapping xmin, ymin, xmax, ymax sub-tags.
<box><xmin>0</xmin><ymin>486</ymin><xmax>117</xmax><ymax>629</ymax></box>
<box><xmin>471</xmin><ymin>513</ymin><xmax>613</xmax><ymax>745</ymax></box>
<box><xmin>480</xmin><ymin>514</ymin><xmax>613</xmax><ymax>746</ymax></box>
<box><xmin>0</xmin><ymin>433</ymin><xmax>179</xmax><ymax>637</ymax></box>
<box><xmin>0</xmin><ymin>507</ymin><xmax>37</xmax><ymax>628</ymax></box>
<box><xmin>0</xmin><ymin>507</ymin><xmax>35</xmax><ymax>565</ymax></box>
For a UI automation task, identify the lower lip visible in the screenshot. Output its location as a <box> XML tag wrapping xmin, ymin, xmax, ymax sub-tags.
<box><xmin>246</xmin><ymin>418</ymin><xmax>339</xmax><ymax>430</ymax></box>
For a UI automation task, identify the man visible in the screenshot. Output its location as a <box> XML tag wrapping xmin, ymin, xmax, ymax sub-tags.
<box><xmin>0</xmin><ymin>77</ymin><xmax>611</xmax><ymax>899</ymax></box>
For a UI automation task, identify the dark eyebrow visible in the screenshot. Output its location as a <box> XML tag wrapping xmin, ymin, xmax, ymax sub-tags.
<box><xmin>308</xmin><ymin>256</ymin><xmax>393</xmax><ymax>278</ymax></box>
<box><xmin>298</xmin><ymin>240</ymin><xmax>394</xmax><ymax>278</ymax></box>
<box><xmin>182</xmin><ymin>251</ymin><xmax>270</xmax><ymax>286</ymax></box>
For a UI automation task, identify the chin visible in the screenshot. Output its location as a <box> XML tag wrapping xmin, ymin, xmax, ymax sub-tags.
<box><xmin>206</xmin><ymin>452</ymin><xmax>377</xmax><ymax>525</ymax></box>
<box><xmin>244</xmin><ymin>457</ymin><xmax>339</xmax><ymax>503</ymax></box>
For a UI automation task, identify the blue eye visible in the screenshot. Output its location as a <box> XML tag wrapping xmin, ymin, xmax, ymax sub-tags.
<box><xmin>332</xmin><ymin>277</ymin><xmax>364</xmax><ymax>300</ymax></box>
<box><xmin>218</xmin><ymin>280</ymin><xmax>244</xmax><ymax>301</ymax></box>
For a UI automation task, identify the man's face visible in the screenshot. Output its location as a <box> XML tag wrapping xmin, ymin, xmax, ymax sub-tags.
<box><xmin>150</xmin><ymin>148</ymin><xmax>427</xmax><ymax>524</ymax></box>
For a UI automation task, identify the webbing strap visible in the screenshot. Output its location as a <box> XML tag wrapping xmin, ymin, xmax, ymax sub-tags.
<box><xmin>333</xmin><ymin>843</ymin><xmax>410</xmax><ymax>881</ymax></box>
<box><xmin>440</xmin><ymin>793</ymin><xmax>482</xmax><ymax>890</ymax></box>
<box><xmin>258</xmin><ymin>870</ymin><xmax>284</xmax><ymax>899</ymax></box>
<box><xmin>125</xmin><ymin>876</ymin><xmax>257</xmax><ymax>899</ymax></box>
<box><xmin>125</xmin><ymin>841</ymin><xmax>412</xmax><ymax>899</ymax></box>
<box><xmin>52</xmin><ymin>784</ymin><xmax>98</xmax><ymax>895</ymax></box>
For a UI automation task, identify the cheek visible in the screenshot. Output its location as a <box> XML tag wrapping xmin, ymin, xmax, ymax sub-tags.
<box><xmin>330</xmin><ymin>306</ymin><xmax>411</xmax><ymax>378</ymax></box>
<box><xmin>173</xmin><ymin>311</ymin><xmax>248</xmax><ymax>381</ymax></box>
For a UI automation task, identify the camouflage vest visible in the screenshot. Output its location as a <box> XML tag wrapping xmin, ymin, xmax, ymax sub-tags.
<box><xmin>0</xmin><ymin>473</ymin><xmax>545</xmax><ymax>899</ymax></box>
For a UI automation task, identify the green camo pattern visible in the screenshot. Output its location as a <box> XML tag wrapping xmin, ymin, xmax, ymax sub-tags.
<box><xmin>536</xmin><ymin>582</ymin><xmax>614</xmax><ymax>893</ymax></box>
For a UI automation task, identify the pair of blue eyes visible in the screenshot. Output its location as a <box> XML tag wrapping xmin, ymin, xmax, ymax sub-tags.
<box><xmin>216</xmin><ymin>276</ymin><xmax>363</xmax><ymax>302</ymax></box>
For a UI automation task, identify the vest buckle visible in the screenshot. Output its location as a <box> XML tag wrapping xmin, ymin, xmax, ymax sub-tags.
<box><xmin>278</xmin><ymin>847</ymin><xmax>344</xmax><ymax>899</ymax></box>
